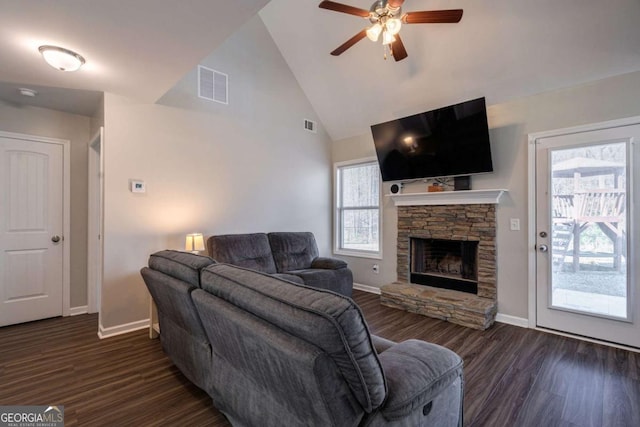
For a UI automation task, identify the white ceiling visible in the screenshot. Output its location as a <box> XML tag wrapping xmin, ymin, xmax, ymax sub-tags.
<box><xmin>0</xmin><ymin>0</ymin><xmax>268</xmax><ymax>113</ymax></box>
<box><xmin>1</xmin><ymin>0</ymin><xmax>639</xmax><ymax>140</ymax></box>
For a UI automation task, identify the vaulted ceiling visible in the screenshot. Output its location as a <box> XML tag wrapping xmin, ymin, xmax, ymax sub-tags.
<box><xmin>1</xmin><ymin>0</ymin><xmax>640</xmax><ymax>141</ymax></box>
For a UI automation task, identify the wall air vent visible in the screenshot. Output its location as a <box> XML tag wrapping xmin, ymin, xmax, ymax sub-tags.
<box><xmin>304</xmin><ymin>119</ymin><xmax>317</xmax><ymax>133</ymax></box>
<box><xmin>198</xmin><ymin>65</ymin><xmax>228</xmax><ymax>104</ymax></box>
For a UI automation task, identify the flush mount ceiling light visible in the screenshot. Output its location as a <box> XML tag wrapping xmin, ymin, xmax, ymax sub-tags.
<box><xmin>38</xmin><ymin>45</ymin><xmax>85</xmax><ymax>71</ymax></box>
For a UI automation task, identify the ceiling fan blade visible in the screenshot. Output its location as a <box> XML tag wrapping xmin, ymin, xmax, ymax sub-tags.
<box><xmin>331</xmin><ymin>29</ymin><xmax>367</xmax><ymax>56</ymax></box>
<box><xmin>318</xmin><ymin>1</ymin><xmax>370</xmax><ymax>18</ymax></box>
<box><xmin>403</xmin><ymin>9</ymin><xmax>463</xmax><ymax>24</ymax></box>
<box><xmin>391</xmin><ymin>34</ymin><xmax>408</xmax><ymax>61</ymax></box>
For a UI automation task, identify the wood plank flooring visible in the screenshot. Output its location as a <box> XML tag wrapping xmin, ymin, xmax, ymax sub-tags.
<box><xmin>1</xmin><ymin>290</ymin><xmax>638</xmax><ymax>426</ymax></box>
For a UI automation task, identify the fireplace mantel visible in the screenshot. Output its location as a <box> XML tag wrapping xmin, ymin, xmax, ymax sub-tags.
<box><xmin>388</xmin><ymin>189</ymin><xmax>507</xmax><ymax>206</ymax></box>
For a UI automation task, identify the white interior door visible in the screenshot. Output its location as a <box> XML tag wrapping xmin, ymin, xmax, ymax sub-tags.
<box><xmin>0</xmin><ymin>136</ymin><xmax>64</xmax><ymax>326</ymax></box>
<box><xmin>535</xmin><ymin>124</ymin><xmax>640</xmax><ymax>348</ymax></box>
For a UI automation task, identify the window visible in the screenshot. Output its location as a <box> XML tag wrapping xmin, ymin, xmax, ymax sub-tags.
<box><xmin>334</xmin><ymin>158</ymin><xmax>381</xmax><ymax>258</ymax></box>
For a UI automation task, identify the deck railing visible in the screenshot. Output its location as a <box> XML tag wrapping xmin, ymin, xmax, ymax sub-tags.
<box><xmin>553</xmin><ymin>190</ymin><xmax>625</xmax><ymax>222</ymax></box>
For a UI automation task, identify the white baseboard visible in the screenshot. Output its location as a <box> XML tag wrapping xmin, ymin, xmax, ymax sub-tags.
<box><xmin>495</xmin><ymin>313</ymin><xmax>529</xmax><ymax>328</ymax></box>
<box><xmin>98</xmin><ymin>318</ymin><xmax>150</xmax><ymax>339</ymax></box>
<box><xmin>353</xmin><ymin>283</ymin><xmax>381</xmax><ymax>295</ymax></box>
<box><xmin>69</xmin><ymin>305</ymin><xmax>88</xmax><ymax>316</ymax></box>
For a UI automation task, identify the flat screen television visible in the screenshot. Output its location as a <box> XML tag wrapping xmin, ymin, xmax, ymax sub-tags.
<box><xmin>371</xmin><ymin>97</ymin><xmax>494</xmax><ymax>182</ymax></box>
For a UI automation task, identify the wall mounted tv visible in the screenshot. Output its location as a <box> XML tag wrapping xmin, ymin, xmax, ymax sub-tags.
<box><xmin>371</xmin><ymin>97</ymin><xmax>494</xmax><ymax>182</ymax></box>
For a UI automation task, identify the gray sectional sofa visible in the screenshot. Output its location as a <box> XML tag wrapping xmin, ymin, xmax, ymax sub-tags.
<box><xmin>207</xmin><ymin>232</ymin><xmax>353</xmax><ymax>296</ymax></box>
<box><xmin>141</xmin><ymin>250</ymin><xmax>464</xmax><ymax>427</ymax></box>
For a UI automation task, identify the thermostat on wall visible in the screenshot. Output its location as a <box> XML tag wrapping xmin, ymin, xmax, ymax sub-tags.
<box><xmin>130</xmin><ymin>179</ymin><xmax>146</xmax><ymax>193</ymax></box>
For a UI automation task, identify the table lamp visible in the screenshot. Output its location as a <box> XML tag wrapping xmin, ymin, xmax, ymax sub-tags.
<box><xmin>185</xmin><ymin>233</ymin><xmax>205</xmax><ymax>254</ymax></box>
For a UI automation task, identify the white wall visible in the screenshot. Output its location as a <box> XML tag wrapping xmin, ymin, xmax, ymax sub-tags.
<box><xmin>0</xmin><ymin>101</ymin><xmax>90</xmax><ymax>308</ymax></box>
<box><xmin>100</xmin><ymin>16</ymin><xmax>332</xmax><ymax>329</ymax></box>
<box><xmin>332</xmin><ymin>70</ymin><xmax>640</xmax><ymax>319</ymax></box>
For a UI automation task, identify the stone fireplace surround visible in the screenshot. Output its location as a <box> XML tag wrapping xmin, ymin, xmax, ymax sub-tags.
<box><xmin>380</xmin><ymin>190</ymin><xmax>505</xmax><ymax>330</ymax></box>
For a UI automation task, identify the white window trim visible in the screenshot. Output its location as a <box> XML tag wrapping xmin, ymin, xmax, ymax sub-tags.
<box><xmin>333</xmin><ymin>156</ymin><xmax>383</xmax><ymax>260</ymax></box>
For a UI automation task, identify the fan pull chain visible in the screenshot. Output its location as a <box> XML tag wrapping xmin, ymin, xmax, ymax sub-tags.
<box><xmin>384</xmin><ymin>43</ymin><xmax>391</xmax><ymax>60</ymax></box>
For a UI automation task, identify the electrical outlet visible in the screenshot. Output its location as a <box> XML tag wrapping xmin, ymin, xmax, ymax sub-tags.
<box><xmin>372</xmin><ymin>264</ymin><xmax>379</xmax><ymax>274</ymax></box>
<box><xmin>510</xmin><ymin>218</ymin><xmax>520</xmax><ymax>231</ymax></box>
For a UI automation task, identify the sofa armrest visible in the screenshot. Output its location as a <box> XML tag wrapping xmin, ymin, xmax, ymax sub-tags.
<box><xmin>311</xmin><ymin>257</ymin><xmax>348</xmax><ymax>270</ymax></box>
<box><xmin>377</xmin><ymin>340</ymin><xmax>463</xmax><ymax>421</ymax></box>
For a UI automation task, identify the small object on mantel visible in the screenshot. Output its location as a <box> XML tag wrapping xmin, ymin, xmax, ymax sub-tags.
<box><xmin>427</xmin><ymin>183</ymin><xmax>445</xmax><ymax>192</ymax></box>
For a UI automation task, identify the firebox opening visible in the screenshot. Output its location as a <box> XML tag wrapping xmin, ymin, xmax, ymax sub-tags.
<box><xmin>410</xmin><ymin>237</ymin><xmax>479</xmax><ymax>294</ymax></box>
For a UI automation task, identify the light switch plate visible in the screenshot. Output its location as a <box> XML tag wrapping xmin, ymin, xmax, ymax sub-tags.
<box><xmin>510</xmin><ymin>218</ymin><xmax>520</xmax><ymax>231</ymax></box>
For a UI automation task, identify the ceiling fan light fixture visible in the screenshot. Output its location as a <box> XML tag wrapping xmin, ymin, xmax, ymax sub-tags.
<box><xmin>38</xmin><ymin>45</ymin><xmax>85</xmax><ymax>72</ymax></box>
<box><xmin>382</xmin><ymin>30</ymin><xmax>396</xmax><ymax>45</ymax></box>
<box><xmin>366</xmin><ymin>23</ymin><xmax>383</xmax><ymax>41</ymax></box>
<box><xmin>385</xmin><ymin>18</ymin><xmax>402</xmax><ymax>35</ymax></box>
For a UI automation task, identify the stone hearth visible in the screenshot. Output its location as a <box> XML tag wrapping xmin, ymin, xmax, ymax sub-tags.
<box><xmin>380</xmin><ymin>282</ymin><xmax>497</xmax><ymax>330</ymax></box>
<box><xmin>381</xmin><ymin>193</ymin><xmax>503</xmax><ymax>330</ymax></box>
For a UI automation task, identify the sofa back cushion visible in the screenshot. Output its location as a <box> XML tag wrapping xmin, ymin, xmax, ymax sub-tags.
<box><xmin>207</xmin><ymin>233</ymin><xmax>277</xmax><ymax>274</ymax></box>
<box><xmin>192</xmin><ymin>289</ymin><xmax>362</xmax><ymax>426</ymax></box>
<box><xmin>268</xmin><ymin>232</ymin><xmax>319</xmax><ymax>272</ymax></box>
<box><xmin>148</xmin><ymin>250</ymin><xmax>215</xmax><ymax>288</ymax></box>
<box><xmin>199</xmin><ymin>263</ymin><xmax>387</xmax><ymax>413</ymax></box>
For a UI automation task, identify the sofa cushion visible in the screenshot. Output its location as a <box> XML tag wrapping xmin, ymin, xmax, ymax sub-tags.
<box><xmin>200</xmin><ymin>263</ymin><xmax>387</xmax><ymax>413</ymax></box>
<box><xmin>148</xmin><ymin>250</ymin><xmax>215</xmax><ymax>288</ymax></box>
<box><xmin>268</xmin><ymin>232</ymin><xmax>320</xmax><ymax>272</ymax></box>
<box><xmin>207</xmin><ymin>233</ymin><xmax>277</xmax><ymax>274</ymax></box>
<box><xmin>311</xmin><ymin>257</ymin><xmax>348</xmax><ymax>270</ymax></box>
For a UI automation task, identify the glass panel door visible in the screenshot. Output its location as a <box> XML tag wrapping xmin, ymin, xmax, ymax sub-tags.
<box><xmin>550</xmin><ymin>142</ymin><xmax>628</xmax><ymax>319</ymax></box>
<box><xmin>535</xmin><ymin>122</ymin><xmax>639</xmax><ymax>348</ymax></box>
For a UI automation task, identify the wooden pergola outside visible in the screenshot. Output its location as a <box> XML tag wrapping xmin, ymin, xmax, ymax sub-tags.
<box><xmin>551</xmin><ymin>157</ymin><xmax>626</xmax><ymax>272</ymax></box>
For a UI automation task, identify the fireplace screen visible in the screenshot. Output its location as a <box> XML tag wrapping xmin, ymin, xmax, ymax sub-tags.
<box><xmin>410</xmin><ymin>237</ymin><xmax>479</xmax><ymax>294</ymax></box>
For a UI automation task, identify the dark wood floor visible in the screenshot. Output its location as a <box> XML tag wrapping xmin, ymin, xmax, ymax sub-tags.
<box><xmin>1</xmin><ymin>290</ymin><xmax>639</xmax><ymax>426</ymax></box>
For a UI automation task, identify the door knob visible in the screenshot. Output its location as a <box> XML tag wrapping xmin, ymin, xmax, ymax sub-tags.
<box><xmin>538</xmin><ymin>244</ymin><xmax>548</xmax><ymax>252</ymax></box>
<box><xmin>51</xmin><ymin>235</ymin><xmax>61</xmax><ymax>243</ymax></box>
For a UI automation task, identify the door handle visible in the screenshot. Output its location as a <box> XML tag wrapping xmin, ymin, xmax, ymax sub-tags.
<box><xmin>538</xmin><ymin>244</ymin><xmax>548</xmax><ymax>252</ymax></box>
<box><xmin>51</xmin><ymin>235</ymin><xmax>61</xmax><ymax>243</ymax></box>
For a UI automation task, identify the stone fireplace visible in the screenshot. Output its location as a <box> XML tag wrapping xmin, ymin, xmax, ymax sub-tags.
<box><xmin>381</xmin><ymin>190</ymin><xmax>505</xmax><ymax>330</ymax></box>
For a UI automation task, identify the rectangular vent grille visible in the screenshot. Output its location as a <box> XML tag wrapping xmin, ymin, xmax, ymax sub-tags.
<box><xmin>304</xmin><ymin>119</ymin><xmax>317</xmax><ymax>133</ymax></box>
<box><xmin>198</xmin><ymin>65</ymin><xmax>228</xmax><ymax>104</ymax></box>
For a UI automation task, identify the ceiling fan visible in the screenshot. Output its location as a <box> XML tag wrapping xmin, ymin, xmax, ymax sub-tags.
<box><xmin>318</xmin><ymin>0</ymin><xmax>463</xmax><ymax>61</ymax></box>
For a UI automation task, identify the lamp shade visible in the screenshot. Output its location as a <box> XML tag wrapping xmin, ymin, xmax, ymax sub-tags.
<box><xmin>366</xmin><ymin>23</ymin><xmax>383</xmax><ymax>42</ymax></box>
<box><xmin>185</xmin><ymin>233</ymin><xmax>205</xmax><ymax>253</ymax></box>
<box><xmin>386</xmin><ymin>18</ymin><xmax>402</xmax><ymax>35</ymax></box>
<box><xmin>382</xmin><ymin>30</ymin><xmax>396</xmax><ymax>46</ymax></box>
